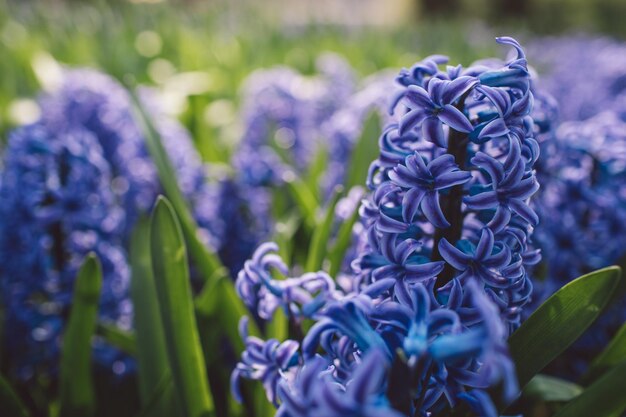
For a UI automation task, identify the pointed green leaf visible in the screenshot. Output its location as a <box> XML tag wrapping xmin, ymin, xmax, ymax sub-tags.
<box><xmin>306</xmin><ymin>186</ymin><xmax>344</xmax><ymax>272</ymax></box>
<box><xmin>130</xmin><ymin>216</ymin><xmax>180</xmax><ymax>416</ymax></box>
<box><xmin>95</xmin><ymin>323</ymin><xmax>136</xmax><ymax>356</ymax></box>
<box><xmin>552</xmin><ymin>360</ymin><xmax>626</xmax><ymax>417</ymax></box>
<box><xmin>129</xmin><ymin>91</ymin><xmax>222</xmax><ymax>273</ymax></box>
<box><xmin>523</xmin><ymin>374</ymin><xmax>583</xmax><ymax>403</ymax></box>
<box><xmin>59</xmin><ymin>253</ymin><xmax>102</xmax><ymax>417</ymax></box>
<box><xmin>328</xmin><ymin>197</ymin><xmax>360</xmax><ymax>277</ymax></box>
<box><xmin>130</xmin><ymin>92</ymin><xmax>259</xmax><ymax>345</ymax></box>
<box><xmin>284</xmin><ymin>173</ymin><xmax>318</xmax><ymax>231</ymax></box>
<box><xmin>304</xmin><ymin>144</ymin><xmax>328</xmax><ymax>202</ymax></box>
<box><xmin>345</xmin><ymin>112</ymin><xmax>381</xmax><ymax>190</ymax></box>
<box><xmin>272</xmin><ymin>213</ymin><xmax>301</xmax><ymax>267</ymax></box>
<box><xmin>150</xmin><ymin>197</ymin><xmax>214</xmax><ymax>417</ymax></box>
<box><xmin>0</xmin><ymin>374</ymin><xmax>30</xmax><ymax>417</ymax></box>
<box><xmin>509</xmin><ymin>266</ymin><xmax>622</xmax><ymax>388</ymax></box>
<box><xmin>581</xmin><ymin>322</ymin><xmax>626</xmax><ymax>385</ymax></box>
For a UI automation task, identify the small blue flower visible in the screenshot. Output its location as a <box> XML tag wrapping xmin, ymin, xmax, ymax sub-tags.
<box><xmin>231</xmin><ymin>317</ymin><xmax>300</xmax><ymax>405</ymax></box>
<box><xmin>356</xmin><ymin>233</ymin><xmax>444</xmax><ymax>305</ymax></box>
<box><xmin>312</xmin><ymin>349</ymin><xmax>404</xmax><ymax>417</ymax></box>
<box><xmin>438</xmin><ymin>228</ymin><xmax>512</xmax><ymax>288</ymax></box>
<box><xmin>389</xmin><ymin>152</ymin><xmax>472</xmax><ymax>227</ymax></box>
<box><xmin>237</xmin><ymin>243</ymin><xmax>339</xmax><ymax>320</ymax></box>
<box><xmin>464</xmin><ymin>139</ymin><xmax>540</xmax><ymax>232</ymax></box>
<box><xmin>303</xmin><ymin>297</ymin><xmax>388</xmax><ymax>359</ymax></box>
<box><xmin>399</xmin><ymin>77</ymin><xmax>478</xmax><ymax>147</ymax></box>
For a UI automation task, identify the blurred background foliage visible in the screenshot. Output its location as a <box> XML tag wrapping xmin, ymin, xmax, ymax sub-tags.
<box><xmin>1</xmin><ymin>0</ymin><xmax>624</xmax><ymax>158</ymax></box>
<box><xmin>1</xmin><ymin>1</ymin><xmax>626</xmax><ymax>417</ymax></box>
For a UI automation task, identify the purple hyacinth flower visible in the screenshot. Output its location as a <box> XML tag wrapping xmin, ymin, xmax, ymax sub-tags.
<box><xmin>236</xmin><ymin>242</ymin><xmax>339</xmax><ymax>320</ymax></box>
<box><xmin>356</xmin><ymin>233</ymin><xmax>444</xmax><ymax>305</ymax></box>
<box><xmin>464</xmin><ymin>139</ymin><xmax>539</xmax><ymax>232</ymax></box>
<box><xmin>438</xmin><ymin>228</ymin><xmax>512</xmax><ymax>288</ymax></box>
<box><xmin>389</xmin><ymin>152</ymin><xmax>472</xmax><ymax>227</ymax></box>
<box><xmin>312</xmin><ymin>349</ymin><xmax>405</xmax><ymax>417</ymax></box>
<box><xmin>231</xmin><ymin>317</ymin><xmax>299</xmax><ymax>405</ymax></box>
<box><xmin>302</xmin><ymin>297</ymin><xmax>388</xmax><ymax>359</ymax></box>
<box><xmin>399</xmin><ymin>77</ymin><xmax>478</xmax><ymax>147</ymax></box>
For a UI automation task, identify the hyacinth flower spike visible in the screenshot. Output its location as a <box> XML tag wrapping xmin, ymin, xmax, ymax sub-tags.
<box><xmin>232</xmin><ymin>36</ymin><xmax>543</xmax><ymax>417</ymax></box>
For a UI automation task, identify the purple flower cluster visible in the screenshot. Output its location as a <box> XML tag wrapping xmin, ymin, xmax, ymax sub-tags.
<box><xmin>532</xmin><ymin>110</ymin><xmax>626</xmax><ymax>377</ymax></box>
<box><xmin>0</xmin><ymin>69</ymin><xmax>236</xmax><ymax>380</ymax></box>
<box><xmin>528</xmin><ymin>35</ymin><xmax>626</xmax><ymax>121</ymax></box>
<box><xmin>232</xmin><ymin>37</ymin><xmax>545</xmax><ymax>416</ymax></box>
<box><xmin>233</xmin><ymin>54</ymin><xmax>356</xmax><ymax>189</ymax></box>
<box><xmin>0</xmin><ymin>123</ymin><xmax>133</xmax><ymax>380</ymax></box>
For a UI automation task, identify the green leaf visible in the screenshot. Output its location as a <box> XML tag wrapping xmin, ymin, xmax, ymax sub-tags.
<box><xmin>130</xmin><ymin>216</ymin><xmax>180</xmax><ymax>416</ymax></box>
<box><xmin>509</xmin><ymin>266</ymin><xmax>622</xmax><ymax>389</ymax></box>
<box><xmin>552</xmin><ymin>360</ymin><xmax>626</xmax><ymax>417</ymax></box>
<box><xmin>581</xmin><ymin>322</ymin><xmax>626</xmax><ymax>385</ymax></box>
<box><xmin>344</xmin><ymin>112</ymin><xmax>381</xmax><ymax>190</ymax></box>
<box><xmin>130</xmin><ymin>92</ymin><xmax>259</xmax><ymax>346</ymax></box>
<box><xmin>59</xmin><ymin>253</ymin><xmax>102</xmax><ymax>417</ymax></box>
<box><xmin>134</xmin><ymin>373</ymin><xmax>175</xmax><ymax>417</ymax></box>
<box><xmin>328</xmin><ymin>197</ymin><xmax>360</xmax><ymax>277</ymax></box>
<box><xmin>150</xmin><ymin>197</ymin><xmax>214</xmax><ymax>417</ymax></box>
<box><xmin>95</xmin><ymin>323</ymin><xmax>136</xmax><ymax>356</ymax></box>
<box><xmin>193</xmin><ymin>266</ymin><xmax>244</xmax><ymax>351</ymax></box>
<box><xmin>306</xmin><ymin>186</ymin><xmax>343</xmax><ymax>272</ymax></box>
<box><xmin>272</xmin><ymin>213</ymin><xmax>301</xmax><ymax>267</ymax></box>
<box><xmin>523</xmin><ymin>374</ymin><xmax>583</xmax><ymax>403</ymax></box>
<box><xmin>0</xmin><ymin>374</ymin><xmax>30</xmax><ymax>417</ymax></box>
<box><xmin>129</xmin><ymin>91</ymin><xmax>222</xmax><ymax>273</ymax></box>
<box><xmin>304</xmin><ymin>144</ymin><xmax>328</xmax><ymax>202</ymax></box>
<box><xmin>284</xmin><ymin>173</ymin><xmax>319</xmax><ymax>231</ymax></box>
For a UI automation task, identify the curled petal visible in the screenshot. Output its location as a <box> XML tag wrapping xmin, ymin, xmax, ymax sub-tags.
<box><xmin>478</xmin><ymin>118</ymin><xmax>508</xmax><ymax>139</ymax></box>
<box><xmin>438</xmin><ymin>239</ymin><xmax>472</xmax><ymax>270</ymax></box>
<box><xmin>439</xmin><ymin>104</ymin><xmax>474</xmax><ymax>133</ymax></box>
<box><xmin>422</xmin><ymin>191</ymin><xmax>450</xmax><ymax>228</ymax></box>
<box><xmin>422</xmin><ymin>117</ymin><xmax>446</xmax><ymax>148</ymax></box>
<box><xmin>401</xmin><ymin>187</ymin><xmax>426</xmax><ymax>223</ymax></box>
<box><xmin>399</xmin><ymin>108</ymin><xmax>428</xmax><ymax>135</ymax></box>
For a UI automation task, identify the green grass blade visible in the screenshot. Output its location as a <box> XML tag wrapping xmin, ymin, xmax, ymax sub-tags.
<box><xmin>306</xmin><ymin>186</ymin><xmax>343</xmax><ymax>272</ymax></box>
<box><xmin>344</xmin><ymin>112</ymin><xmax>381</xmax><ymax>190</ymax></box>
<box><xmin>523</xmin><ymin>374</ymin><xmax>583</xmax><ymax>403</ymax></box>
<box><xmin>328</xmin><ymin>199</ymin><xmax>360</xmax><ymax>277</ymax></box>
<box><xmin>304</xmin><ymin>144</ymin><xmax>328</xmax><ymax>202</ymax></box>
<box><xmin>129</xmin><ymin>91</ymin><xmax>222</xmax><ymax>273</ymax></box>
<box><xmin>284</xmin><ymin>173</ymin><xmax>319</xmax><ymax>231</ymax></box>
<box><xmin>59</xmin><ymin>253</ymin><xmax>102</xmax><ymax>417</ymax></box>
<box><xmin>130</xmin><ymin>91</ymin><xmax>259</xmax><ymax>342</ymax></box>
<box><xmin>509</xmin><ymin>266</ymin><xmax>622</xmax><ymax>388</ymax></box>
<box><xmin>130</xmin><ymin>216</ymin><xmax>180</xmax><ymax>416</ymax></box>
<box><xmin>581</xmin><ymin>322</ymin><xmax>626</xmax><ymax>385</ymax></box>
<box><xmin>273</xmin><ymin>213</ymin><xmax>301</xmax><ymax>267</ymax></box>
<box><xmin>552</xmin><ymin>360</ymin><xmax>626</xmax><ymax>417</ymax></box>
<box><xmin>0</xmin><ymin>374</ymin><xmax>30</xmax><ymax>417</ymax></box>
<box><xmin>95</xmin><ymin>323</ymin><xmax>136</xmax><ymax>356</ymax></box>
<box><xmin>150</xmin><ymin>197</ymin><xmax>214</xmax><ymax>417</ymax></box>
